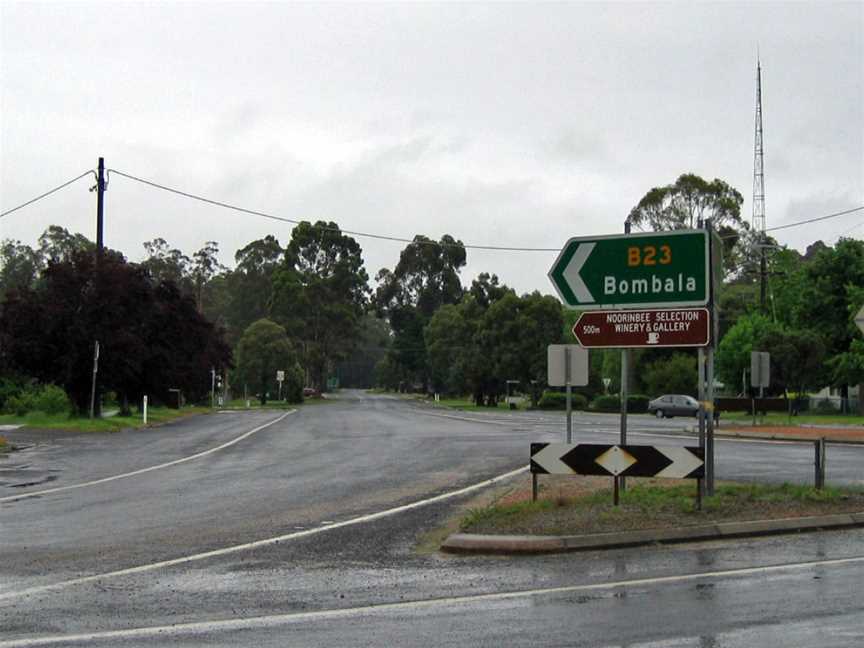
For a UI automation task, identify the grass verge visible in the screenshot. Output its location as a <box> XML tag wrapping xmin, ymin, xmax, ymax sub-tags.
<box><xmin>428</xmin><ymin>397</ymin><xmax>531</xmax><ymax>412</ymax></box>
<box><xmin>719</xmin><ymin>411</ymin><xmax>864</xmax><ymax>426</ymax></box>
<box><xmin>0</xmin><ymin>406</ymin><xmax>210</xmax><ymax>433</ymax></box>
<box><xmin>220</xmin><ymin>397</ymin><xmax>335</xmax><ymax>410</ymax></box>
<box><xmin>458</xmin><ymin>475</ymin><xmax>864</xmax><ymax>537</ymax></box>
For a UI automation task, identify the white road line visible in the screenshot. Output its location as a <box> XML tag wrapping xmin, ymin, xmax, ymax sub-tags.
<box><xmin>2</xmin><ymin>555</ymin><xmax>862</xmax><ymax>647</ymax></box>
<box><xmin>0</xmin><ymin>465</ymin><xmax>528</xmax><ymax>602</ymax></box>
<box><xmin>0</xmin><ymin>411</ymin><xmax>294</xmax><ymax>503</ymax></box>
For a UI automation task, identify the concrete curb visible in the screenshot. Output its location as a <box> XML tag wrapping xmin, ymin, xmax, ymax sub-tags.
<box><xmin>441</xmin><ymin>512</ymin><xmax>864</xmax><ymax>555</ymax></box>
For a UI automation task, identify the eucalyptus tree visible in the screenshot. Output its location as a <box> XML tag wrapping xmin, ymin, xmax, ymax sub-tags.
<box><xmin>224</xmin><ymin>235</ymin><xmax>283</xmax><ymax>343</ymax></box>
<box><xmin>272</xmin><ymin>221</ymin><xmax>369</xmax><ymax>391</ymax></box>
<box><xmin>375</xmin><ymin>234</ymin><xmax>466</xmax><ymax>389</ymax></box>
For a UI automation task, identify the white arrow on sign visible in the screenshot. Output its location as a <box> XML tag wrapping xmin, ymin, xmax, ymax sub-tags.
<box><xmin>856</xmin><ymin>305</ymin><xmax>864</xmax><ymax>335</ymax></box>
<box><xmin>562</xmin><ymin>242</ymin><xmax>595</xmax><ymax>303</ymax></box>
<box><xmin>532</xmin><ymin>443</ymin><xmax>576</xmax><ymax>474</ymax></box>
<box><xmin>654</xmin><ymin>447</ymin><xmax>704</xmax><ymax>479</ymax></box>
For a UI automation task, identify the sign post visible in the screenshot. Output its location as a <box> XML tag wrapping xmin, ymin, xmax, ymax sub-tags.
<box><xmin>750</xmin><ymin>350</ymin><xmax>770</xmax><ymax>424</ymax></box>
<box><xmin>547</xmin><ymin>225</ymin><xmax>717</xmax><ymax>504</ymax></box>
<box><xmin>277</xmin><ymin>370</ymin><xmax>285</xmax><ymax>401</ymax></box>
<box><xmin>547</xmin><ymin>345</ymin><xmax>588</xmax><ymax>443</ymax></box>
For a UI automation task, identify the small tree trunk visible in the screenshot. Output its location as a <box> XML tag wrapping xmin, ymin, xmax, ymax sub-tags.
<box><xmin>119</xmin><ymin>393</ymin><xmax>131</xmax><ymax>417</ymax></box>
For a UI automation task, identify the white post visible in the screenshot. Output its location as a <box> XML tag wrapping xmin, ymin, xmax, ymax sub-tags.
<box><xmin>143</xmin><ymin>395</ymin><xmax>148</xmax><ymax>425</ymax></box>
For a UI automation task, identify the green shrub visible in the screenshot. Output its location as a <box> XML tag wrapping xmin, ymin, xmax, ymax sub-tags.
<box><xmin>627</xmin><ymin>394</ymin><xmax>650</xmax><ymax>413</ymax></box>
<box><xmin>32</xmin><ymin>384</ymin><xmax>72</xmax><ymax>415</ymax></box>
<box><xmin>0</xmin><ymin>377</ymin><xmax>25</xmax><ymax>411</ymax></box>
<box><xmin>1</xmin><ymin>383</ymin><xmax>71</xmax><ymax>416</ymax></box>
<box><xmin>4</xmin><ymin>394</ymin><xmax>32</xmax><ymax>417</ymax></box>
<box><xmin>591</xmin><ymin>394</ymin><xmax>621</xmax><ymax>412</ymax></box>
<box><xmin>813</xmin><ymin>399</ymin><xmax>838</xmax><ymax>414</ymax></box>
<box><xmin>537</xmin><ymin>390</ymin><xmax>587</xmax><ymax>410</ymax></box>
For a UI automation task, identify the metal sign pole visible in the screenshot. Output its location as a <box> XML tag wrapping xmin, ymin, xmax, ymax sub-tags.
<box><xmin>616</xmin><ymin>219</ymin><xmax>631</xmax><ymax>502</ymax></box>
<box><xmin>565</xmin><ymin>346</ymin><xmax>572</xmax><ymax>443</ymax></box>
<box><xmin>697</xmin><ymin>347</ymin><xmax>706</xmax><ymax>502</ymax></box>
<box><xmin>618</xmin><ymin>348</ymin><xmax>629</xmax><ymax>499</ymax></box>
<box><xmin>706</xmin><ymin>348</ymin><xmax>716</xmax><ymax>495</ymax></box>
<box><xmin>706</xmin><ymin>218</ymin><xmax>718</xmax><ymax>496</ymax></box>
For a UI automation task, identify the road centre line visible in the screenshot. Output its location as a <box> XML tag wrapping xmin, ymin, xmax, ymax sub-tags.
<box><xmin>2</xmin><ymin>554</ymin><xmax>863</xmax><ymax>647</ymax></box>
<box><xmin>0</xmin><ymin>411</ymin><xmax>295</xmax><ymax>504</ymax></box>
<box><xmin>0</xmin><ymin>465</ymin><xmax>529</xmax><ymax>602</ymax></box>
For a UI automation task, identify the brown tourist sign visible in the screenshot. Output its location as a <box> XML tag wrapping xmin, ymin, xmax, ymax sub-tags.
<box><xmin>572</xmin><ymin>308</ymin><xmax>711</xmax><ymax>349</ymax></box>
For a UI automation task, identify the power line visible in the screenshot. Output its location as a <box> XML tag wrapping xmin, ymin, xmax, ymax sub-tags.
<box><xmin>765</xmin><ymin>205</ymin><xmax>864</xmax><ymax>233</ymax></box>
<box><xmin>108</xmin><ymin>169</ymin><xmax>561</xmax><ymax>252</ymax></box>
<box><xmin>0</xmin><ymin>170</ymin><xmax>96</xmax><ymax>219</ymax></box>
<box><xmin>6</xmin><ymin>166</ymin><xmax>860</xmax><ymax>253</ymax></box>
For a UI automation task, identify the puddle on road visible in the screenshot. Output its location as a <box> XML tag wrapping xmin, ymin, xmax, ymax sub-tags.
<box><xmin>10</xmin><ymin>474</ymin><xmax>59</xmax><ymax>488</ymax></box>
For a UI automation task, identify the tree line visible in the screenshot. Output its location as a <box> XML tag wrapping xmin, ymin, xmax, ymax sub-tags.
<box><xmin>1</xmin><ymin>172</ymin><xmax>862</xmax><ymax>416</ymax></box>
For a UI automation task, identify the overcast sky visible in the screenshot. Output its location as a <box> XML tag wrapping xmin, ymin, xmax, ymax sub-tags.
<box><xmin>2</xmin><ymin>1</ymin><xmax>862</xmax><ymax>296</ymax></box>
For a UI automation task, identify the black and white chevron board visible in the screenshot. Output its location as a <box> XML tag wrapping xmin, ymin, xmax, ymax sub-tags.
<box><xmin>530</xmin><ymin>443</ymin><xmax>704</xmax><ymax>479</ymax></box>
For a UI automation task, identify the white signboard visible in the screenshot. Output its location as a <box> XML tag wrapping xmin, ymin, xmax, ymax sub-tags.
<box><xmin>276</xmin><ymin>370</ymin><xmax>285</xmax><ymax>382</ymax></box>
<box><xmin>856</xmin><ymin>305</ymin><xmax>864</xmax><ymax>335</ymax></box>
<box><xmin>547</xmin><ymin>345</ymin><xmax>589</xmax><ymax>387</ymax></box>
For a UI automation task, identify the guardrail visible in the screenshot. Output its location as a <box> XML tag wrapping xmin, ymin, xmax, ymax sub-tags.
<box><xmin>690</xmin><ymin>430</ymin><xmax>863</xmax><ymax>490</ymax></box>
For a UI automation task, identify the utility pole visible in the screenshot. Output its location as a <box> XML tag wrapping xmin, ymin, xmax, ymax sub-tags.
<box><xmin>89</xmin><ymin>341</ymin><xmax>100</xmax><ymax>419</ymax></box>
<box><xmin>90</xmin><ymin>157</ymin><xmax>106</xmax><ymax>417</ymax></box>
<box><xmin>96</xmin><ymin>157</ymin><xmax>106</xmax><ymax>256</ymax></box>
<box><xmin>752</xmin><ymin>56</ymin><xmax>767</xmax><ymax>311</ymax></box>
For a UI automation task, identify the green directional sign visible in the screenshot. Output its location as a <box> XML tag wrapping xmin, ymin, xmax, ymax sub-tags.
<box><xmin>549</xmin><ymin>230</ymin><xmax>709</xmax><ymax>310</ymax></box>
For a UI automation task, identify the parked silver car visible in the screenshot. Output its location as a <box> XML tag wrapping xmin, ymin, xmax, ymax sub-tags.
<box><xmin>647</xmin><ymin>394</ymin><xmax>700</xmax><ymax>418</ymax></box>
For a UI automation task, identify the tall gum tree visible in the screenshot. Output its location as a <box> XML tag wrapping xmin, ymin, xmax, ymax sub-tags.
<box><xmin>272</xmin><ymin>222</ymin><xmax>369</xmax><ymax>392</ymax></box>
<box><xmin>375</xmin><ymin>234</ymin><xmax>466</xmax><ymax>390</ymax></box>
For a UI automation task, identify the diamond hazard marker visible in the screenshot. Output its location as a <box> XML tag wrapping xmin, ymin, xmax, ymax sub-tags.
<box><xmin>594</xmin><ymin>446</ymin><xmax>637</xmax><ymax>476</ymax></box>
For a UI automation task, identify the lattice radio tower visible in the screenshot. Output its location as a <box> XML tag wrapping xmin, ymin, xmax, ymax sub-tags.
<box><xmin>752</xmin><ymin>55</ymin><xmax>768</xmax><ymax>309</ymax></box>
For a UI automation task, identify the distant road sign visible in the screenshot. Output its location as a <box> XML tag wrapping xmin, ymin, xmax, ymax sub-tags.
<box><xmin>547</xmin><ymin>345</ymin><xmax>589</xmax><ymax>387</ymax></box>
<box><xmin>548</xmin><ymin>230</ymin><xmax>709</xmax><ymax>310</ymax></box>
<box><xmin>530</xmin><ymin>443</ymin><xmax>704</xmax><ymax>479</ymax></box>
<box><xmin>856</xmin><ymin>305</ymin><xmax>864</xmax><ymax>335</ymax></box>
<box><xmin>750</xmin><ymin>351</ymin><xmax>770</xmax><ymax>388</ymax></box>
<box><xmin>573</xmin><ymin>308</ymin><xmax>710</xmax><ymax>348</ymax></box>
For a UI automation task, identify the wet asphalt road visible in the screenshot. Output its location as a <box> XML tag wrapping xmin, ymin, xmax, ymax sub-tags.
<box><xmin>0</xmin><ymin>391</ymin><xmax>862</xmax><ymax>646</ymax></box>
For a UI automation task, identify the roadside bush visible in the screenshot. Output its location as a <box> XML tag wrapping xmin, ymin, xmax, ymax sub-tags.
<box><xmin>813</xmin><ymin>398</ymin><xmax>839</xmax><ymax>414</ymax></box>
<box><xmin>32</xmin><ymin>384</ymin><xmax>72</xmax><ymax>415</ymax></box>
<box><xmin>4</xmin><ymin>394</ymin><xmax>31</xmax><ymax>417</ymax></box>
<box><xmin>283</xmin><ymin>362</ymin><xmax>305</xmax><ymax>404</ymax></box>
<box><xmin>537</xmin><ymin>391</ymin><xmax>588</xmax><ymax>410</ymax></box>
<box><xmin>589</xmin><ymin>394</ymin><xmax>647</xmax><ymax>412</ymax></box>
<box><xmin>642</xmin><ymin>353</ymin><xmax>698</xmax><ymax>398</ymax></box>
<box><xmin>1</xmin><ymin>383</ymin><xmax>72</xmax><ymax>416</ymax></box>
<box><xmin>591</xmin><ymin>394</ymin><xmax>621</xmax><ymax>412</ymax></box>
<box><xmin>0</xmin><ymin>376</ymin><xmax>25</xmax><ymax>412</ymax></box>
<box><xmin>627</xmin><ymin>394</ymin><xmax>650</xmax><ymax>413</ymax></box>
